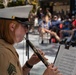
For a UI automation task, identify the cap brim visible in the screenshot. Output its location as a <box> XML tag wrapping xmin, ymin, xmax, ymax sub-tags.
<box><xmin>14</xmin><ymin>17</ymin><xmax>34</xmax><ymax>26</ymax></box>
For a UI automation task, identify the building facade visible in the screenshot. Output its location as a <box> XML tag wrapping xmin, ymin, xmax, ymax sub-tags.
<box><xmin>39</xmin><ymin>0</ymin><xmax>76</xmax><ymax>16</ymax></box>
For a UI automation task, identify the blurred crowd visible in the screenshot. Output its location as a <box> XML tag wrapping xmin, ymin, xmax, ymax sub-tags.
<box><xmin>28</xmin><ymin>7</ymin><xmax>76</xmax><ymax>44</ymax></box>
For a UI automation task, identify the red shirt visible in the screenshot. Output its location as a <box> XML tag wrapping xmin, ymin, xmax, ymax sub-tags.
<box><xmin>72</xmin><ymin>20</ymin><xmax>76</xmax><ymax>28</ymax></box>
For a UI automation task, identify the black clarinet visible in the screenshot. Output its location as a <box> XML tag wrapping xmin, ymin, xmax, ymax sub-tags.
<box><xmin>26</xmin><ymin>40</ymin><xmax>50</xmax><ymax>67</ymax></box>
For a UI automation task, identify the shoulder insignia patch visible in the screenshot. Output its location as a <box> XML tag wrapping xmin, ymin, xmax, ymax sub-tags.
<box><xmin>7</xmin><ymin>63</ymin><xmax>17</xmax><ymax>75</ymax></box>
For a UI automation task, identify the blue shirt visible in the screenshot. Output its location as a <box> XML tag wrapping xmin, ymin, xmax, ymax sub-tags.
<box><xmin>39</xmin><ymin>20</ymin><xmax>51</xmax><ymax>30</ymax></box>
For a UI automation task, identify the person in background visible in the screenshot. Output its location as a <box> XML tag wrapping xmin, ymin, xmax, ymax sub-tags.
<box><xmin>59</xmin><ymin>16</ymin><xmax>72</xmax><ymax>39</ymax></box>
<box><xmin>28</xmin><ymin>12</ymin><xmax>35</xmax><ymax>33</ymax></box>
<box><xmin>57</xmin><ymin>15</ymin><xmax>61</xmax><ymax>21</ymax></box>
<box><xmin>50</xmin><ymin>15</ymin><xmax>61</xmax><ymax>43</ymax></box>
<box><xmin>38</xmin><ymin>14</ymin><xmax>61</xmax><ymax>44</ymax></box>
<box><xmin>59</xmin><ymin>15</ymin><xmax>76</xmax><ymax>44</ymax></box>
<box><xmin>37</xmin><ymin>7</ymin><xmax>44</xmax><ymax>23</ymax></box>
<box><xmin>51</xmin><ymin>15</ymin><xmax>61</xmax><ymax>30</ymax></box>
<box><xmin>46</xmin><ymin>8</ymin><xmax>52</xmax><ymax>19</ymax></box>
<box><xmin>34</xmin><ymin>15</ymin><xmax>38</xmax><ymax>27</ymax></box>
<box><xmin>71</xmin><ymin>16</ymin><xmax>76</xmax><ymax>29</ymax></box>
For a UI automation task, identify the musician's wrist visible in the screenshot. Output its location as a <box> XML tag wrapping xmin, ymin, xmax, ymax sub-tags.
<box><xmin>25</xmin><ymin>61</ymin><xmax>33</xmax><ymax>68</ymax></box>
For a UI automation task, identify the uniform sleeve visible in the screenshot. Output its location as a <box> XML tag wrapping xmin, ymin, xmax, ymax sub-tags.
<box><xmin>0</xmin><ymin>52</ymin><xmax>17</xmax><ymax>75</ymax></box>
<box><xmin>0</xmin><ymin>53</ymin><xmax>9</xmax><ymax>75</ymax></box>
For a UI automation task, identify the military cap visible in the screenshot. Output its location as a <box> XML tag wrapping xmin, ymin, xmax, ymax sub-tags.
<box><xmin>0</xmin><ymin>5</ymin><xmax>33</xmax><ymax>26</ymax></box>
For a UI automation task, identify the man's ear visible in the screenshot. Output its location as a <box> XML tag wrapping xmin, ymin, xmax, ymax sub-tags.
<box><xmin>9</xmin><ymin>23</ymin><xmax>16</xmax><ymax>31</ymax></box>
